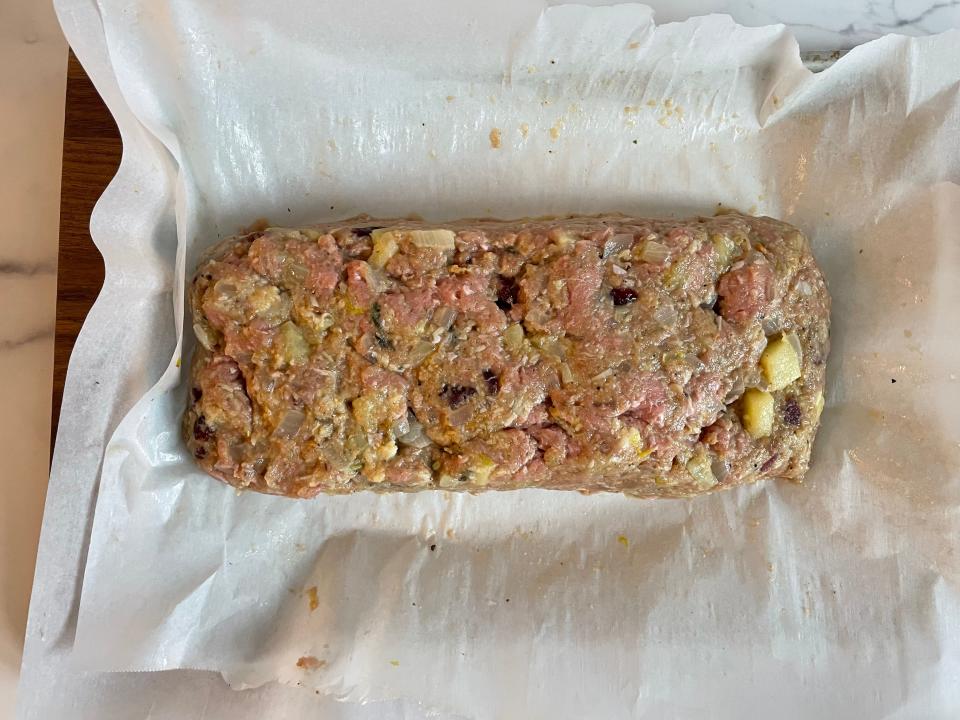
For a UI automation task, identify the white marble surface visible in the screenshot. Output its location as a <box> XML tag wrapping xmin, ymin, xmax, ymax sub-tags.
<box><xmin>645</xmin><ymin>0</ymin><xmax>960</xmax><ymax>49</ymax></box>
<box><xmin>0</xmin><ymin>0</ymin><xmax>66</xmax><ymax>718</ymax></box>
<box><xmin>2</xmin><ymin>0</ymin><xmax>958</xmax><ymax>719</ymax></box>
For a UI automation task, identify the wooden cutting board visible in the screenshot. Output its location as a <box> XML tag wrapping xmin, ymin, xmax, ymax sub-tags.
<box><xmin>53</xmin><ymin>51</ymin><xmax>120</xmax><ymax>443</ymax></box>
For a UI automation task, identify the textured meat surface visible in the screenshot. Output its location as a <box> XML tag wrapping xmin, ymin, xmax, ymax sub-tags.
<box><xmin>184</xmin><ymin>214</ymin><xmax>830</xmax><ymax>498</ymax></box>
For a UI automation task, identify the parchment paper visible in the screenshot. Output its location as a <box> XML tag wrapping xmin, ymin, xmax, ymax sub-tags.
<box><xmin>54</xmin><ymin>1</ymin><xmax>960</xmax><ymax>718</ymax></box>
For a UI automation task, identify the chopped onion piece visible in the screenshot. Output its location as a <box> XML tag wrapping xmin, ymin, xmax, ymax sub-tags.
<box><xmin>366</xmin><ymin>264</ymin><xmax>390</xmax><ymax>294</ymax></box>
<box><xmin>408</xmin><ymin>229</ymin><xmax>456</xmax><ymax>250</ymax></box>
<box><xmin>278</xmin><ymin>321</ymin><xmax>310</xmax><ymax>365</ymax></box>
<box><xmin>640</xmin><ymin>240</ymin><xmax>670</xmax><ymax>264</ymax></box>
<box><xmin>398</xmin><ymin>419</ymin><xmax>432</xmax><ymax>448</ymax></box>
<box><xmin>762</xmin><ymin>317</ymin><xmax>781</xmax><ymax>336</ymax></box>
<box><xmin>711</xmin><ymin>457</ymin><xmax>729</xmax><ymax>483</ymax></box>
<box><xmin>653</xmin><ymin>303</ymin><xmax>678</xmax><ymax>327</ymax></box>
<box><xmin>603</xmin><ymin>233</ymin><xmax>635</xmax><ymax>259</ymax></box>
<box><xmin>504</xmin><ymin>323</ymin><xmax>525</xmax><ymax>353</ymax></box>
<box><xmin>560</xmin><ymin>362</ymin><xmax>575</xmax><ymax>386</ymax></box>
<box><xmin>432</xmin><ymin>305</ymin><xmax>457</xmax><ymax>331</ymax></box>
<box><xmin>591</xmin><ymin>368</ymin><xmax>614</xmax><ymax>385</ymax></box>
<box><xmin>796</xmin><ymin>279</ymin><xmax>814</xmax><ymax>296</ymax></box>
<box><xmin>391</xmin><ymin>414</ymin><xmax>411</xmax><ymax>438</ymax></box>
<box><xmin>784</xmin><ymin>331</ymin><xmax>803</xmax><ymax>365</ymax></box>
<box><xmin>193</xmin><ymin>322</ymin><xmax>216</xmax><ymax>351</ymax></box>
<box><xmin>533</xmin><ymin>335</ymin><xmax>565</xmax><ymax>359</ymax></box>
<box><xmin>724</xmin><ymin>377</ymin><xmax>746</xmax><ymax>404</ymax></box>
<box><xmin>273</xmin><ymin>408</ymin><xmax>305</xmax><ymax>438</ymax></box>
<box><xmin>407</xmin><ymin>340</ymin><xmax>437</xmax><ymax>366</ymax></box>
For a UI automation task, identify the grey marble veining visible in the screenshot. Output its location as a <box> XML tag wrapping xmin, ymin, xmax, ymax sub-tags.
<box><xmin>0</xmin><ymin>0</ymin><xmax>66</xmax><ymax>714</ymax></box>
<box><xmin>644</xmin><ymin>0</ymin><xmax>960</xmax><ymax>49</ymax></box>
<box><xmin>0</xmin><ymin>260</ymin><xmax>56</xmax><ymax>276</ymax></box>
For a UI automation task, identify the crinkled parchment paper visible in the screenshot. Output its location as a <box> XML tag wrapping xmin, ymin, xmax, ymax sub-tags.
<box><xmin>38</xmin><ymin>0</ymin><xmax>960</xmax><ymax>717</ymax></box>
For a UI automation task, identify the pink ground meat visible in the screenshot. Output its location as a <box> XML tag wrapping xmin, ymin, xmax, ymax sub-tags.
<box><xmin>185</xmin><ymin>213</ymin><xmax>829</xmax><ymax>498</ymax></box>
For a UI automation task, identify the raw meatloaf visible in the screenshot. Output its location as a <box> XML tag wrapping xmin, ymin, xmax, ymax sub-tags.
<box><xmin>184</xmin><ymin>213</ymin><xmax>829</xmax><ymax>498</ymax></box>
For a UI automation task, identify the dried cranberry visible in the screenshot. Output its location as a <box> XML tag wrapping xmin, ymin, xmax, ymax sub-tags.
<box><xmin>482</xmin><ymin>369</ymin><xmax>500</xmax><ymax>395</ymax></box>
<box><xmin>352</xmin><ymin>226</ymin><xmax>381</xmax><ymax>237</ymax></box>
<box><xmin>496</xmin><ymin>276</ymin><xmax>520</xmax><ymax>311</ymax></box>
<box><xmin>783</xmin><ymin>398</ymin><xmax>802</xmax><ymax>427</ymax></box>
<box><xmin>611</xmin><ymin>287</ymin><xmax>638</xmax><ymax>306</ymax></box>
<box><xmin>193</xmin><ymin>415</ymin><xmax>214</xmax><ymax>442</ymax></box>
<box><xmin>191</xmin><ymin>387</ymin><xmax>203</xmax><ymax>402</ymax></box>
<box><xmin>440</xmin><ymin>384</ymin><xmax>477</xmax><ymax>408</ymax></box>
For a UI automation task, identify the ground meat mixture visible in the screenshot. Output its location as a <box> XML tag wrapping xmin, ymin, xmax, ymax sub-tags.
<box><xmin>184</xmin><ymin>214</ymin><xmax>830</xmax><ymax>498</ymax></box>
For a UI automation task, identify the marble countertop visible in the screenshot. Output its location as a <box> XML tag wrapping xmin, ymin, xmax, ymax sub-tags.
<box><xmin>1</xmin><ymin>1</ymin><xmax>957</xmax><ymax>718</ymax></box>
<box><xmin>647</xmin><ymin>0</ymin><xmax>960</xmax><ymax>49</ymax></box>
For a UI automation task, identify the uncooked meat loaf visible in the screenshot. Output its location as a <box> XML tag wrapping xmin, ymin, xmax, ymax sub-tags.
<box><xmin>184</xmin><ymin>213</ymin><xmax>829</xmax><ymax>498</ymax></box>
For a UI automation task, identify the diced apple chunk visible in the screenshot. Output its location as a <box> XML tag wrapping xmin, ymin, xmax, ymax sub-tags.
<box><xmin>742</xmin><ymin>388</ymin><xmax>775</xmax><ymax>438</ymax></box>
<box><xmin>619</xmin><ymin>427</ymin><xmax>653</xmax><ymax>462</ymax></box>
<box><xmin>760</xmin><ymin>335</ymin><xmax>801</xmax><ymax>391</ymax></box>
<box><xmin>686</xmin><ymin>452</ymin><xmax>717</xmax><ymax>489</ymax></box>
<box><xmin>369</xmin><ymin>231</ymin><xmax>399</xmax><ymax>267</ymax></box>
<box><xmin>277</xmin><ymin>321</ymin><xmax>309</xmax><ymax>366</ymax></box>
<box><xmin>408</xmin><ymin>229</ymin><xmax>456</xmax><ymax>250</ymax></box>
<box><xmin>469</xmin><ymin>454</ymin><xmax>498</xmax><ymax>486</ymax></box>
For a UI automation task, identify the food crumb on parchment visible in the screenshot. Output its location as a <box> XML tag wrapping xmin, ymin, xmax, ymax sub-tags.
<box><xmin>296</xmin><ymin>656</ymin><xmax>326</xmax><ymax>670</ymax></box>
<box><xmin>306</xmin><ymin>586</ymin><xmax>319</xmax><ymax>612</ymax></box>
<box><xmin>519</xmin><ymin>122</ymin><xmax>529</xmax><ymax>138</ymax></box>
<box><xmin>489</xmin><ymin>127</ymin><xmax>502</xmax><ymax>149</ymax></box>
<box><xmin>446</xmin><ymin>95</ymin><xmax>456</xmax><ymax>102</ymax></box>
<box><xmin>550</xmin><ymin>117</ymin><xmax>564</xmax><ymax>140</ymax></box>
<box><xmin>390</xmin><ymin>659</ymin><xmax>400</xmax><ymax>667</ymax></box>
<box><xmin>617</xmin><ymin>534</ymin><xmax>629</xmax><ymax>548</ymax></box>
